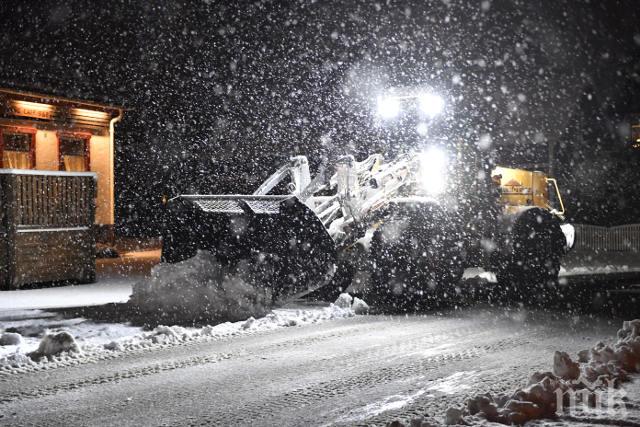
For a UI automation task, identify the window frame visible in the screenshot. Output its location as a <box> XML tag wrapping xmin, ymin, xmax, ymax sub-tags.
<box><xmin>57</xmin><ymin>131</ymin><xmax>91</xmax><ymax>172</ymax></box>
<box><xmin>0</xmin><ymin>126</ymin><xmax>36</xmax><ymax>169</ymax></box>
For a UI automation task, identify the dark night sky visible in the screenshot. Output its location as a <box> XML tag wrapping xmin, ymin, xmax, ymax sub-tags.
<box><xmin>1</xmin><ymin>0</ymin><xmax>639</xmax><ymax>232</ymax></box>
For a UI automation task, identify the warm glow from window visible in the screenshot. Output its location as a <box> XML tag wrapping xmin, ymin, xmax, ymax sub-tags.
<box><xmin>59</xmin><ymin>135</ymin><xmax>90</xmax><ymax>172</ymax></box>
<box><xmin>1</xmin><ymin>131</ymin><xmax>35</xmax><ymax>169</ymax></box>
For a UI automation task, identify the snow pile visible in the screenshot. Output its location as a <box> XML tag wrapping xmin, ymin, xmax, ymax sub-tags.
<box><xmin>130</xmin><ymin>250</ymin><xmax>272</xmax><ymax>323</ymax></box>
<box><xmin>29</xmin><ymin>331</ymin><xmax>80</xmax><ymax>360</ymax></box>
<box><xmin>149</xmin><ymin>324</ymin><xmax>191</xmax><ymax>344</ymax></box>
<box><xmin>103</xmin><ymin>340</ymin><xmax>123</xmax><ymax>351</ymax></box>
<box><xmin>352</xmin><ymin>297</ymin><xmax>370</xmax><ymax>314</ymax></box>
<box><xmin>92</xmin><ymin>300</ymin><xmax>357</xmax><ymax>352</ymax></box>
<box><xmin>0</xmin><ymin>332</ymin><xmax>22</xmax><ymax>346</ymax></box>
<box><xmin>334</xmin><ymin>293</ymin><xmax>370</xmax><ymax>314</ymax></box>
<box><xmin>459</xmin><ymin>318</ymin><xmax>640</xmax><ymax>425</ymax></box>
<box><xmin>0</xmin><ymin>294</ymin><xmax>364</xmax><ymax>372</ymax></box>
<box><xmin>553</xmin><ymin>350</ymin><xmax>580</xmax><ymax>380</ymax></box>
<box><xmin>136</xmin><ymin>297</ymin><xmax>358</xmax><ymax>346</ymax></box>
<box><xmin>387</xmin><ymin>319</ymin><xmax>640</xmax><ymax>426</ymax></box>
<box><xmin>443</xmin><ymin>408</ymin><xmax>464</xmax><ymax>425</ymax></box>
<box><xmin>334</xmin><ymin>292</ymin><xmax>353</xmax><ymax>308</ymax></box>
<box><xmin>0</xmin><ymin>351</ymin><xmax>34</xmax><ymax>368</ymax></box>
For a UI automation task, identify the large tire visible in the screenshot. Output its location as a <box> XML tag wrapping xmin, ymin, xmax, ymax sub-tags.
<box><xmin>366</xmin><ymin>200</ymin><xmax>464</xmax><ymax>311</ymax></box>
<box><xmin>496</xmin><ymin>208</ymin><xmax>564</xmax><ymax>303</ymax></box>
<box><xmin>310</xmin><ymin>244</ymin><xmax>367</xmax><ymax>302</ymax></box>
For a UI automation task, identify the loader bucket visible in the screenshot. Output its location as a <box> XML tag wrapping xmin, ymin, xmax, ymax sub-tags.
<box><xmin>161</xmin><ymin>195</ymin><xmax>337</xmax><ymax>299</ymax></box>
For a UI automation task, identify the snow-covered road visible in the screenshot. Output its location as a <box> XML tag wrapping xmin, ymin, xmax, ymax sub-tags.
<box><xmin>0</xmin><ymin>306</ymin><xmax>636</xmax><ymax>426</ymax></box>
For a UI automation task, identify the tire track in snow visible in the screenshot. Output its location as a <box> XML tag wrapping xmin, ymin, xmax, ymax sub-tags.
<box><xmin>0</xmin><ymin>318</ymin><xmax>379</xmax><ymax>402</ymax></box>
<box><xmin>188</xmin><ymin>336</ymin><xmax>531</xmax><ymax>425</ymax></box>
<box><xmin>0</xmin><ymin>316</ymin><xmax>522</xmax><ymax>408</ymax></box>
<box><xmin>0</xmin><ymin>310</ymin><xmax>613</xmax><ymax>426</ymax></box>
<box><xmin>0</xmin><ymin>352</ymin><xmax>232</xmax><ymax>404</ymax></box>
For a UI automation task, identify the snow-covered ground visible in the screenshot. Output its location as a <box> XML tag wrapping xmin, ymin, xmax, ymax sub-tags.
<box><xmin>0</xmin><ymin>249</ymin><xmax>374</xmax><ymax>373</ymax></box>
<box><xmin>388</xmin><ymin>318</ymin><xmax>640</xmax><ymax>426</ymax></box>
<box><xmin>0</xmin><ymin>309</ymin><xmax>142</xmax><ymax>361</ymax></box>
<box><xmin>0</xmin><ymin>263</ymin><xmax>362</xmax><ymax>372</ymax></box>
<box><xmin>0</xmin><ymin>249</ymin><xmax>638</xmax><ymax>425</ymax></box>
<box><xmin>561</xmin><ymin>251</ymin><xmax>640</xmax><ymax>276</ymax></box>
<box><xmin>0</xmin><ymin>275</ymin><xmax>139</xmax><ymax>363</ymax></box>
<box><xmin>1</xmin><ymin>247</ymin><xmax>637</xmax><ymax>372</ymax></box>
<box><xmin>0</xmin><ymin>305</ymin><xmax>636</xmax><ymax>426</ymax></box>
<box><xmin>0</xmin><ymin>278</ymin><xmax>133</xmax><ymax>311</ymax></box>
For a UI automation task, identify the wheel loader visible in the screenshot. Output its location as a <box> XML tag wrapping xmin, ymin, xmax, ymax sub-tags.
<box><xmin>161</xmin><ymin>146</ymin><xmax>574</xmax><ymax>305</ymax></box>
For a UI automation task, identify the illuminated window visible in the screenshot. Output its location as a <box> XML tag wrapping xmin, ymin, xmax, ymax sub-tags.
<box><xmin>0</xmin><ymin>129</ymin><xmax>35</xmax><ymax>169</ymax></box>
<box><xmin>59</xmin><ymin>135</ymin><xmax>90</xmax><ymax>172</ymax></box>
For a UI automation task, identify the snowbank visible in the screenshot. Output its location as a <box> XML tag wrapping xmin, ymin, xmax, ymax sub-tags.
<box><xmin>387</xmin><ymin>318</ymin><xmax>640</xmax><ymax>426</ymax></box>
<box><xmin>130</xmin><ymin>251</ymin><xmax>272</xmax><ymax>324</ymax></box>
<box><xmin>334</xmin><ymin>293</ymin><xmax>353</xmax><ymax>309</ymax></box>
<box><xmin>560</xmin><ymin>264</ymin><xmax>639</xmax><ymax>276</ymax></box>
<box><xmin>29</xmin><ymin>331</ymin><xmax>80</xmax><ymax>360</ymax></box>
<box><xmin>461</xmin><ymin>318</ymin><xmax>640</xmax><ymax>425</ymax></box>
<box><xmin>352</xmin><ymin>297</ymin><xmax>370</xmax><ymax>314</ymax></box>
<box><xmin>0</xmin><ymin>332</ymin><xmax>22</xmax><ymax>346</ymax></box>
<box><xmin>0</xmin><ymin>293</ymin><xmax>366</xmax><ymax>372</ymax></box>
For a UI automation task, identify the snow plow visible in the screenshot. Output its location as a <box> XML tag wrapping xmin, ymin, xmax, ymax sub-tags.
<box><xmin>162</xmin><ymin>150</ymin><xmax>574</xmax><ymax>304</ymax></box>
<box><xmin>161</xmin><ymin>193</ymin><xmax>336</xmax><ymax>300</ymax></box>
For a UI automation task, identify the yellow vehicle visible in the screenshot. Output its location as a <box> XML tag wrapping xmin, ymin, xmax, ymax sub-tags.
<box><xmin>479</xmin><ymin>166</ymin><xmax>571</xmax><ymax>294</ymax></box>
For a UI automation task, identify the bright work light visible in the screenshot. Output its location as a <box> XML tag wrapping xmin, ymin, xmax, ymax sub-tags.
<box><xmin>418</xmin><ymin>93</ymin><xmax>445</xmax><ymax>118</ymax></box>
<box><xmin>419</xmin><ymin>146</ymin><xmax>448</xmax><ymax>195</ymax></box>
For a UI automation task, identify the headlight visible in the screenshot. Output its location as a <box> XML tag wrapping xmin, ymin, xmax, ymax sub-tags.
<box><xmin>419</xmin><ymin>147</ymin><xmax>448</xmax><ymax>195</ymax></box>
<box><xmin>418</xmin><ymin>93</ymin><xmax>444</xmax><ymax>118</ymax></box>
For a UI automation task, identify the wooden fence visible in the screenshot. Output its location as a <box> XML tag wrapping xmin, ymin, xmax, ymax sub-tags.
<box><xmin>573</xmin><ymin>223</ymin><xmax>640</xmax><ymax>252</ymax></box>
<box><xmin>0</xmin><ymin>169</ymin><xmax>96</xmax><ymax>289</ymax></box>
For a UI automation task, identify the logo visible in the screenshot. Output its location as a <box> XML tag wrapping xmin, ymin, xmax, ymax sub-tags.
<box><xmin>555</xmin><ymin>375</ymin><xmax>627</xmax><ymax>417</ymax></box>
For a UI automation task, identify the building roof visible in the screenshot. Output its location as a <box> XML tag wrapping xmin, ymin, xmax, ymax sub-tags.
<box><xmin>0</xmin><ymin>87</ymin><xmax>124</xmax><ymax>134</ymax></box>
<box><xmin>0</xmin><ymin>87</ymin><xmax>124</xmax><ymax>113</ymax></box>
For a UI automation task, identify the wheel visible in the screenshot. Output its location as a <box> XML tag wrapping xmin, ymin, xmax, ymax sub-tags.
<box><xmin>496</xmin><ymin>208</ymin><xmax>564</xmax><ymax>303</ymax></box>
<box><xmin>309</xmin><ymin>247</ymin><xmax>360</xmax><ymax>302</ymax></box>
<box><xmin>366</xmin><ymin>200</ymin><xmax>464</xmax><ymax>311</ymax></box>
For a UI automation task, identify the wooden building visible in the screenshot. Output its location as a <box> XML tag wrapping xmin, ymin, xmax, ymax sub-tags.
<box><xmin>0</xmin><ymin>88</ymin><xmax>123</xmax><ymax>288</ymax></box>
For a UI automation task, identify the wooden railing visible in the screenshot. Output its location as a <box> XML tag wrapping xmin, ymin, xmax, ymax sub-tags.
<box><xmin>0</xmin><ymin>169</ymin><xmax>97</xmax><ymax>288</ymax></box>
<box><xmin>0</xmin><ymin>169</ymin><xmax>95</xmax><ymax>229</ymax></box>
<box><xmin>574</xmin><ymin>223</ymin><xmax>640</xmax><ymax>252</ymax></box>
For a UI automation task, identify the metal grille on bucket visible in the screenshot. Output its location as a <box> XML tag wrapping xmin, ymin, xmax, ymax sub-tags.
<box><xmin>194</xmin><ymin>199</ymin><xmax>244</xmax><ymax>214</ymax></box>
<box><xmin>245</xmin><ymin>200</ymin><xmax>281</xmax><ymax>214</ymax></box>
